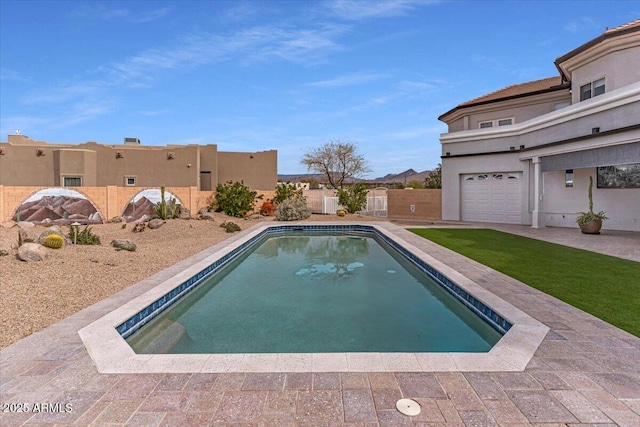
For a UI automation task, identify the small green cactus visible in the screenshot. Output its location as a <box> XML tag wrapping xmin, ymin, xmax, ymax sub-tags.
<box><xmin>43</xmin><ymin>234</ymin><xmax>64</xmax><ymax>249</ymax></box>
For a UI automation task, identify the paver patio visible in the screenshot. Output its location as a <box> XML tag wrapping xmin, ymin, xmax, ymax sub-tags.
<box><xmin>1</xmin><ymin>222</ymin><xmax>639</xmax><ymax>426</ymax></box>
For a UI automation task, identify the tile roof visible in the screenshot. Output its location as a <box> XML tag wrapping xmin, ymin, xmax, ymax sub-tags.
<box><xmin>459</xmin><ymin>76</ymin><xmax>565</xmax><ymax>107</ymax></box>
<box><xmin>604</xmin><ymin>18</ymin><xmax>640</xmax><ymax>34</ymax></box>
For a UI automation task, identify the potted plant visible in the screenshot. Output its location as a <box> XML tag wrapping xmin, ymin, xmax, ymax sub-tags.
<box><xmin>576</xmin><ymin>176</ymin><xmax>608</xmax><ymax>234</ymax></box>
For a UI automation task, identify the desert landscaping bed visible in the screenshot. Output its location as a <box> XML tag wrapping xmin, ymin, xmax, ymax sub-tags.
<box><xmin>0</xmin><ymin>213</ymin><xmax>384</xmax><ymax>349</ymax></box>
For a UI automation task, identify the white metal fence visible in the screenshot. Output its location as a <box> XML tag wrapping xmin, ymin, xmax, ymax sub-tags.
<box><xmin>302</xmin><ymin>188</ymin><xmax>387</xmax><ymax>217</ymax></box>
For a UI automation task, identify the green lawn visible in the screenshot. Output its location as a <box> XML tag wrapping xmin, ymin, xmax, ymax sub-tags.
<box><xmin>408</xmin><ymin>228</ymin><xmax>640</xmax><ymax>338</ymax></box>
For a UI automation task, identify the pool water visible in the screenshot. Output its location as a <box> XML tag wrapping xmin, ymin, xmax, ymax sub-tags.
<box><xmin>127</xmin><ymin>232</ymin><xmax>502</xmax><ymax>354</ymax></box>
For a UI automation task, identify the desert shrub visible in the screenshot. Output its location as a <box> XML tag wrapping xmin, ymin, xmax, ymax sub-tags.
<box><xmin>68</xmin><ymin>225</ymin><xmax>101</xmax><ymax>245</ymax></box>
<box><xmin>220</xmin><ymin>221</ymin><xmax>241</xmax><ymax>233</ymax></box>
<box><xmin>337</xmin><ymin>184</ymin><xmax>368</xmax><ymax>214</ymax></box>
<box><xmin>273</xmin><ymin>182</ymin><xmax>304</xmax><ymax>205</ymax></box>
<box><xmin>214</xmin><ymin>180</ymin><xmax>261</xmax><ymax>217</ymax></box>
<box><xmin>259</xmin><ymin>200</ymin><xmax>275</xmax><ymax>216</ymax></box>
<box><xmin>275</xmin><ymin>198</ymin><xmax>311</xmax><ymax>221</ymax></box>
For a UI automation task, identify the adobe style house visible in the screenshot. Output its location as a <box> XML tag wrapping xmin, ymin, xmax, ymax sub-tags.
<box><xmin>0</xmin><ymin>134</ymin><xmax>277</xmax><ymax>191</ymax></box>
<box><xmin>438</xmin><ymin>20</ymin><xmax>640</xmax><ymax>232</ymax></box>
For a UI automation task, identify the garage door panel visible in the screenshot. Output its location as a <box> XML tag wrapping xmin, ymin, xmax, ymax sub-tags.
<box><xmin>461</xmin><ymin>172</ymin><xmax>522</xmax><ymax>224</ymax></box>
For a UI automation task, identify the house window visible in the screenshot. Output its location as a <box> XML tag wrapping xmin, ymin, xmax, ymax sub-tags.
<box><xmin>125</xmin><ymin>176</ymin><xmax>136</xmax><ymax>186</ymax></box>
<box><xmin>580</xmin><ymin>78</ymin><xmax>605</xmax><ymax>101</ymax></box>
<box><xmin>478</xmin><ymin>174</ymin><xmax>488</xmax><ymax>180</ymax></box>
<box><xmin>63</xmin><ymin>177</ymin><xmax>82</xmax><ymax>187</ymax></box>
<box><xmin>565</xmin><ymin>169</ymin><xmax>574</xmax><ymax>187</ymax></box>
<box><xmin>597</xmin><ymin>164</ymin><xmax>640</xmax><ymax>188</ymax></box>
<box><xmin>478</xmin><ymin>117</ymin><xmax>514</xmax><ymax>129</ymax></box>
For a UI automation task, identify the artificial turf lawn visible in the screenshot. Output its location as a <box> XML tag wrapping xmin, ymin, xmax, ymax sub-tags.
<box><xmin>408</xmin><ymin>228</ymin><xmax>640</xmax><ymax>338</ymax></box>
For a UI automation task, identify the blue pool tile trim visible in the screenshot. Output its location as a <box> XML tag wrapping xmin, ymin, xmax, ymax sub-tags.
<box><xmin>117</xmin><ymin>225</ymin><xmax>512</xmax><ymax>339</ymax></box>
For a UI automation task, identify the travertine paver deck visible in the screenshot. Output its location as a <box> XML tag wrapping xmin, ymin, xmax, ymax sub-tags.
<box><xmin>1</xmin><ymin>221</ymin><xmax>639</xmax><ymax>426</ymax></box>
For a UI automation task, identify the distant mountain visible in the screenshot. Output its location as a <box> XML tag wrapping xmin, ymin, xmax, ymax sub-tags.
<box><xmin>372</xmin><ymin>169</ymin><xmax>433</xmax><ymax>184</ymax></box>
<box><xmin>279</xmin><ymin>169</ymin><xmax>433</xmax><ymax>185</ymax></box>
<box><xmin>277</xmin><ymin>173</ymin><xmax>325</xmax><ymax>182</ymax></box>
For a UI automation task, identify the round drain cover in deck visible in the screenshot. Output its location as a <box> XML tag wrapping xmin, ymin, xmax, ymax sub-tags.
<box><xmin>396</xmin><ymin>398</ymin><xmax>421</xmax><ymax>416</ymax></box>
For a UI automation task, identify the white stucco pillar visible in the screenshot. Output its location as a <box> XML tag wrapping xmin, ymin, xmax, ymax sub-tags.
<box><xmin>531</xmin><ymin>157</ymin><xmax>545</xmax><ymax>228</ymax></box>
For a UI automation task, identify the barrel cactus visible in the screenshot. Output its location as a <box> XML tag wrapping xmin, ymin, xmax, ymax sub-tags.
<box><xmin>42</xmin><ymin>234</ymin><xmax>64</xmax><ymax>249</ymax></box>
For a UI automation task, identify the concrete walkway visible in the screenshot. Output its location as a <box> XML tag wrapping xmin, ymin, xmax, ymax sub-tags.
<box><xmin>1</xmin><ymin>222</ymin><xmax>639</xmax><ymax>426</ymax></box>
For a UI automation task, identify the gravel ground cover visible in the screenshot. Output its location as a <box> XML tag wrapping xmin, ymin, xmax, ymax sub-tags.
<box><xmin>0</xmin><ymin>214</ymin><xmax>382</xmax><ymax>349</ymax></box>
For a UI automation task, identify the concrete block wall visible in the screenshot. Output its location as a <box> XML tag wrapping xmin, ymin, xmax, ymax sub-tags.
<box><xmin>388</xmin><ymin>189</ymin><xmax>442</xmax><ymax>221</ymax></box>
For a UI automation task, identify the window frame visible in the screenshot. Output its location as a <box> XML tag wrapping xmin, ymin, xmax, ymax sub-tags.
<box><xmin>478</xmin><ymin>117</ymin><xmax>514</xmax><ymax>129</ymax></box>
<box><xmin>63</xmin><ymin>176</ymin><xmax>82</xmax><ymax>187</ymax></box>
<box><xmin>580</xmin><ymin>77</ymin><xmax>605</xmax><ymax>101</ymax></box>
<box><xmin>565</xmin><ymin>169</ymin><xmax>574</xmax><ymax>188</ymax></box>
<box><xmin>124</xmin><ymin>176</ymin><xmax>137</xmax><ymax>186</ymax></box>
<box><xmin>597</xmin><ymin>164</ymin><xmax>640</xmax><ymax>188</ymax></box>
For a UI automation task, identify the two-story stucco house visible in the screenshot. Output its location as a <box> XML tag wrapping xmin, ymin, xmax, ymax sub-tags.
<box><xmin>438</xmin><ymin>20</ymin><xmax>640</xmax><ymax>232</ymax></box>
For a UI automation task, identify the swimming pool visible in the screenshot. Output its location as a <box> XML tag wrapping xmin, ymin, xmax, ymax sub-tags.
<box><xmin>79</xmin><ymin>222</ymin><xmax>549</xmax><ymax>373</ymax></box>
<box><xmin>125</xmin><ymin>230</ymin><xmax>503</xmax><ymax>354</ymax></box>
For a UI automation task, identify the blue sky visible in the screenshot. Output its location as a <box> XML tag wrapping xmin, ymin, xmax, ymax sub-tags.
<box><xmin>1</xmin><ymin>1</ymin><xmax>638</xmax><ymax>178</ymax></box>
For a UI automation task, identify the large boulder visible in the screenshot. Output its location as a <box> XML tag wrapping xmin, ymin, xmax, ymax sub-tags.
<box><xmin>111</xmin><ymin>239</ymin><xmax>137</xmax><ymax>251</ymax></box>
<box><xmin>18</xmin><ymin>243</ymin><xmax>48</xmax><ymax>262</ymax></box>
<box><xmin>19</xmin><ymin>228</ymin><xmax>36</xmax><ymax>245</ymax></box>
<box><xmin>198</xmin><ymin>212</ymin><xmax>216</xmax><ymax>221</ymax></box>
<box><xmin>178</xmin><ymin>208</ymin><xmax>191</xmax><ymax>220</ymax></box>
<box><xmin>148</xmin><ymin>219</ymin><xmax>166</xmax><ymax>229</ymax></box>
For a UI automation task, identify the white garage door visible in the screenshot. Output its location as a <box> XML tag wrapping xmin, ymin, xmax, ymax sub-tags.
<box><xmin>461</xmin><ymin>172</ymin><xmax>522</xmax><ymax>224</ymax></box>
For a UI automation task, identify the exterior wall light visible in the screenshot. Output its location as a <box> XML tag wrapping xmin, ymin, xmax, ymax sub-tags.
<box><xmin>167</xmin><ymin>152</ymin><xmax>175</xmax><ymax>160</ymax></box>
<box><xmin>0</xmin><ymin>148</ymin><xmax>4</xmax><ymax>155</ymax></box>
<box><xmin>116</xmin><ymin>151</ymin><xmax>123</xmax><ymax>159</ymax></box>
<box><xmin>36</xmin><ymin>148</ymin><xmax>45</xmax><ymax>156</ymax></box>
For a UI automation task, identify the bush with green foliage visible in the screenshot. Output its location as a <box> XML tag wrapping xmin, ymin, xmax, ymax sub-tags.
<box><xmin>154</xmin><ymin>185</ymin><xmax>180</xmax><ymax>220</ymax></box>
<box><xmin>273</xmin><ymin>182</ymin><xmax>304</xmax><ymax>205</ymax></box>
<box><xmin>68</xmin><ymin>225</ymin><xmax>101</xmax><ymax>245</ymax></box>
<box><xmin>275</xmin><ymin>198</ymin><xmax>311</xmax><ymax>221</ymax></box>
<box><xmin>425</xmin><ymin>164</ymin><xmax>442</xmax><ymax>189</ymax></box>
<box><xmin>214</xmin><ymin>180</ymin><xmax>262</xmax><ymax>217</ymax></box>
<box><xmin>337</xmin><ymin>184</ymin><xmax>368</xmax><ymax>214</ymax></box>
<box><xmin>406</xmin><ymin>180</ymin><xmax>425</xmax><ymax>189</ymax></box>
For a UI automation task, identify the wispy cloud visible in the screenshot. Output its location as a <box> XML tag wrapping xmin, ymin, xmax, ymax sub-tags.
<box><xmin>564</xmin><ymin>16</ymin><xmax>600</xmax><ymax>33</ymax></box>
<box><xmin>0</xmin><ymin>68</ymin><xmax>30</xmax><ymax>82</ymax></box>
<box><xmin>99</xmin><ymin>23</ymin><xmax>346</xmax><ymax>87</ymax></box>
<box><xmin>21</xmin><ymin>83</ymin><xmax>102</xmax><ymax>105</ymax></box>
<box><xmin>325</xmin><ymin>0</ymin><xmax>438</xmax><ymax>21</ymax></box>
<box><xmin>137</xmin><ymin>109</ymin><xmax>171</xmax><ymax>117</ymax></box>
<box><xmin>306</xmin><ymin>72</ymin><xmax>386</xmax><ymax>88</ymax></box>
<box><xmin>71</xmin><ymin>5</ymin><xmax>170</xmax><ymax>24</ymax></box>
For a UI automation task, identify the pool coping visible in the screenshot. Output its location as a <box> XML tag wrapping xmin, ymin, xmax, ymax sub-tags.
<box><xmin>78</xmin><ymin>221</ymin><xmax>549</xmax><ymax>373</ymax></box>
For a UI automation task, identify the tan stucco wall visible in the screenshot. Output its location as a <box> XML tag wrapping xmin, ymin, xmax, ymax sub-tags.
<box><xmin>387</xmin><ymin>189</ymin><xmax>442</xmax><ymax>221</ymax></box>
<box><xmin>0</xmin><ymin>136</ymin><xmax>276</xmax><ymax>192</ymax></box>
<box><xmin>218</xmin><ymin>150</ymin><xmax>278</xmax><ymax>190</ymax></box>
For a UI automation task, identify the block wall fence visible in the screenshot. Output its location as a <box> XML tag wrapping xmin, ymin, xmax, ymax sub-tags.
<box><xmin>0</xmin><ymin>185</ymin><xmax>277</xmax><ymax>222</ymax></box>
<box><xmin>0</xmin><ymin>185</ymin><xmax>440</xmax><ymax>222</ymax></box>
<box><xmin>387</xmin><ymin>189</ymin><xmax>442</xmax><ymax>221</ymax></box>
